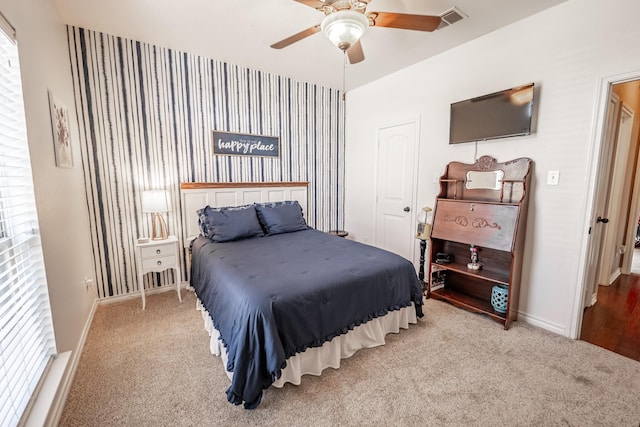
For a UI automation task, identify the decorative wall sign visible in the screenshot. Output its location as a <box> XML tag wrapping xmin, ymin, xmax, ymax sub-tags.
<box><xmin>48</xmin><ymin>90</ymin><xmax>73</xmax><ymax>168</ymax></box>
<box><xmin>212</xmin><ymin>130</ymin><xmax>279</xmax><ymax>158</ymax></box>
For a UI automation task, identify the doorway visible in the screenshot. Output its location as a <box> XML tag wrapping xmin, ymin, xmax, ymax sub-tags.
<box><xmin>579</xmin><ymin>78</ymin><xmax>640</xmax><ymax>359</ymax></box>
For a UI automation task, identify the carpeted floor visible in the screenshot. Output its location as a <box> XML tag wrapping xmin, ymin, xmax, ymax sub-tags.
<box><xmin>59</xmin><ymin>291</ymin><xmax>640</xmax><ymax>426</ymax></box>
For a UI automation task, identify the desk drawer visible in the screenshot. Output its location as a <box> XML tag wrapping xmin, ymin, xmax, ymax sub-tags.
<box><xmin>142</xmin><ymin>255</ymin><xmax>176</xmax><ymax>270</ymax></box>
<box><xmin>432</xmin><ymin>200</ymin><xmax>518</xmax><ymax>251</ymax></box>
<box><xmin>140</xmin><ymin>244</ymin><xmax>176</xmax><ymax>259</ymax></box>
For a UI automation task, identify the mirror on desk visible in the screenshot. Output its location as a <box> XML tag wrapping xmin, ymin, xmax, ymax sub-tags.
<box><xmin>465</xmin><ymin>170</ymin><xmax>505</xmax><ymax>190</ymax></box>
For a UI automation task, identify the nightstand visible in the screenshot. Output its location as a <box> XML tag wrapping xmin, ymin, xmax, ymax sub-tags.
<box><xmin>135</xmin><ymin>235</ymin><xmax>181</xmax><ymax>309</ymax></box>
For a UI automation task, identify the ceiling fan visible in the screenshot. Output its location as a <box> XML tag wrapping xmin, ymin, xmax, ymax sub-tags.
<box><xmin>270</xmin><ymin>0</ymin><xmax>442</xmax><ymax>64</ymax></box>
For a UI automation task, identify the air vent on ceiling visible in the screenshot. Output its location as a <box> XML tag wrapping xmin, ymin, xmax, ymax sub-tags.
<box><xmin>437</xmin><ymin>7</ymin><xmax>466</xmax><ymax>30</ymax></box>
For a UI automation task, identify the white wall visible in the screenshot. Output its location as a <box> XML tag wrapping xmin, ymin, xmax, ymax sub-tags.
<box><xmin>0</xmin><ymin>0</ymin><xmax>96</xmax><ymax>352</ymax></box>
<box><xmin>345</xmin><ymin>0</ymin><xmax>640</xmax><ymax>336</ymax></box>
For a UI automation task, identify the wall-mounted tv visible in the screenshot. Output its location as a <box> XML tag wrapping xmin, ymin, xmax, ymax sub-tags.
<box><xmin>449</xmin><ymin>83</ymin><xmax>535</xmax><ymax>144</ymax></box>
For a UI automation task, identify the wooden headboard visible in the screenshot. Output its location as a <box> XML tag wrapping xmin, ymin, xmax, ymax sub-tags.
<box><xmin>179</xmin><ymin>182</ymin><xmax>309</xmax><ymax>248</ymax></box>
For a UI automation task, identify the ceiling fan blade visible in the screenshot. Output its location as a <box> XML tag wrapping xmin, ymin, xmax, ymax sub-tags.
<box><xmin>270</xmin><ymin>25</ymin><xmax>321</xmax><ymax>49</ymax></box>
<box><xmin>294</xmin><ymin>0</ymin><xmax>326</xmax><ymax>10</ymax></box>
<box><xmin>347</xmin><ymin>40</ymin><xmax>365</xmax><ymax>64</ymax></box>
<box><xmin>369</xmin><ymin>12</ymin><xmax>442</xmax><ymax>32</ymax></box>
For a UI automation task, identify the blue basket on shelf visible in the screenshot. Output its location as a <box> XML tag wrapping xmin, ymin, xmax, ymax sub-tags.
<box><xmin>491</xmin><ymin>285</ymin><xmax>509</xmax><ymax>313</ymax></box>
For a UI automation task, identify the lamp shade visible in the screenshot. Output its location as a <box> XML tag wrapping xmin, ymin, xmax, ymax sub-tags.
<box><xmin>321</xmin><ymin>10</ymin><xmax>369</xmax><ymax>51</ymax></box>
<box><xmin>142</xmin><ymin>190</ymin><xmax>169</xmax><ymax>213</ymax></box>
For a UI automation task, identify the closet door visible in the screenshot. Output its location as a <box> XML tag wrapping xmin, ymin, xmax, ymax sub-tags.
<box><xmin>374</xmin><ymin>119</ymin><xmax>419</xmax><ymax>260</ymax></box>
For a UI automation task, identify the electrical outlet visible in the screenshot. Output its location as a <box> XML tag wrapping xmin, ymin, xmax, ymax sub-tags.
<box><xmin>547</xmin><ymin>170</ymin><xmax>560</xmax><ymax>186</ymax></box>
<box><xmin>83</xmin><ymin>277</ymin><xmax>93</xmax><ymax>292</ymax></box>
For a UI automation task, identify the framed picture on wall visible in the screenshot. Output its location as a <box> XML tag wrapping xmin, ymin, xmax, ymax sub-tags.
<box><xmin>48</xmin><ymin>90</ymin><xmax>73</xmax><ymax>168</ymax></box>
<box><xmin>212</xmin><ymin>130</ymin><xmax>280</xmax><ymax>158</ymax></box>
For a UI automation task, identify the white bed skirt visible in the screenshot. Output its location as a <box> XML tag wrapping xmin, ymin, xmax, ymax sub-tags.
<box><xmin>196</xmin><ymin>298</ymin><xmax>418</xmax><ymax>388</ymax></box>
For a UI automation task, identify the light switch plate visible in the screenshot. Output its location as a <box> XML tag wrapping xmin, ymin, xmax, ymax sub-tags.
<box><xmin>547</xmin><ymin>170</ymin><xmax>560</xmax><ymax>185</ymax></box>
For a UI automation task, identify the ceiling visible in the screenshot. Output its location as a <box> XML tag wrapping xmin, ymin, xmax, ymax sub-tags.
<box><xmin>50</xmin><ymin>0</ymin><xmax>566</xmax><ymax>91</ymax></box>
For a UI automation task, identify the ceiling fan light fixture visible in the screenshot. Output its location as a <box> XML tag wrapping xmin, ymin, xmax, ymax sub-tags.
<box><xmin>321</xmin><ymin>10</ymin><xmax>369</xmax><ymax>51</ymax></box>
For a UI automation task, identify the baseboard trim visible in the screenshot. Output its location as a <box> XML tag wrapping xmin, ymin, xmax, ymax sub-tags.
<box><xmin>608</xmin><ymin>269</ymin><xmax>621</xmax><ymax>285</ymax></box>
<box><xmin>45</xmin><ymin>297</ymin><xmax>99</xmax><ymax>427</ymax></box>
<box><xmin>517</xmin><ymin>310</ymin><xmax>566</xmax><ymax>336</ymax></box>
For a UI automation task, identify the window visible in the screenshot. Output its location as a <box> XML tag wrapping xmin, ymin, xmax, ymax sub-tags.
<box><xmin>0</xmin><ymin>14</ymin><xmax>57</xmax><ymax>427</ymax></box>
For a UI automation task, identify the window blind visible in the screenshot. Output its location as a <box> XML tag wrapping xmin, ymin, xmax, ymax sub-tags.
<box><xmin>0</xmin><ymin>14</ymin><xmax>56</xmax><ymax>427</ymax></box>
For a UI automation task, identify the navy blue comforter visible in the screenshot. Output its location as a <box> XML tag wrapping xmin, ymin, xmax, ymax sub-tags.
<box><xmin>190</xmin><ymin>229</ymin><xmax>423</xmax><ymax>408</ymax></box>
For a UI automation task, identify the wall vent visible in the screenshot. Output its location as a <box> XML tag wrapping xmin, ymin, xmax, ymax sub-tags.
<box><xmin>438</xmin><ymin>7</ymin><xmax>466</xmax><ymax>30</ymax></box>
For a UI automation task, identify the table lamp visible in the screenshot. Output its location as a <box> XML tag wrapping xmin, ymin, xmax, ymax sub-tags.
<box><xmin>142</xmin><ymin>190</ymin><xmax>169</xmax><ymax>240</ymax></box>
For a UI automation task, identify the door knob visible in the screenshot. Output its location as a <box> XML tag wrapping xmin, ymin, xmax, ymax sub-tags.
<box><xmin>596</xmin><ymin>216</ymin><xmax>609</xmax><ymax>224</ymax></box>
<box><xmin>403</xmin><ymin>207</ymin><xmax>410</xmax><ymax>212</ymax></box>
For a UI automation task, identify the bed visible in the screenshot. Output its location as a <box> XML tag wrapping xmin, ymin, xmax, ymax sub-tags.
<box><xmin>181</xmin><ymin>182</ymin><xmax>423</xmax><ymax>409</ymax></box>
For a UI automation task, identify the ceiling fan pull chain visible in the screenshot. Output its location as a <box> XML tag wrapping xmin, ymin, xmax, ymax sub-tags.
<box><xmin>343</xmin><ymin>50</ymin><xmax>347</xmax><ymax>101</ymax></box>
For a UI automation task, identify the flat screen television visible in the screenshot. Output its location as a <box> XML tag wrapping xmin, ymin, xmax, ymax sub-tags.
<box><xmin>449</xmin><ymin>83</ymin><xmax>535</xmax><ymax>144</ymax></box>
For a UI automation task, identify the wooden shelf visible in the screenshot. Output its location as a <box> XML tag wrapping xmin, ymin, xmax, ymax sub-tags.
<box><xmin>436</xmin><ymin>197</ymin><xmax>519</xmax><ymax>207</ymax></box>
<box><xmin>432</xmin><ymin>261</ymin><xmax>510</xmax><ymax>286</ymax></box>
<box><xmin>430</xmin><ymin>287</ymin><xmax>507</xmax><ymax>323</ymax></box>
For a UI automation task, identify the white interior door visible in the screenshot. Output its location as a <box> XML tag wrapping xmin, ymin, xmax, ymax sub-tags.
<box><xmin>584</xmin><ymin>90</ymin><xmax>620</xmax><ymax>307</ymax></box>
<box><xmin>374</xmin><ymin>119</ymin><xmax>419</xmax><ymax>260</ymax></box>
<box><xmin>622</xmin><ymin>126</ymin><xmax>640</xmax><ymax>274</ymax></box>
<box><xmin>597</xmin><ymin>102</ymin><xmax>634</xmax><ymax>286</ymax></box>
<box><xmin>609</xmin><ymin>102</ymin><xmax>637</xmax><ymax>276</ymax></box>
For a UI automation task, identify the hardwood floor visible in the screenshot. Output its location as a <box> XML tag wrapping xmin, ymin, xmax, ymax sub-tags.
<box><xmin>580</xmin><ymin>274</ymin><xmax>640</xmax><ymax>362</ymax></box>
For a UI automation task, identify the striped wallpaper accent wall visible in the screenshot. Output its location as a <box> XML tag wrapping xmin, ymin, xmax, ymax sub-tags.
<box><xmin>67</xmin><ymin>26</ymin><xmax>345</xmax><ymax>299</ymax></box>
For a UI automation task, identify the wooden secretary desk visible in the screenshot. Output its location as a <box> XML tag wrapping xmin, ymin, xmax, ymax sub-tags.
<box><xmin>427</xmin><ymin>156</ymin><xmax>533</xmax><ymax>329</ymax></box>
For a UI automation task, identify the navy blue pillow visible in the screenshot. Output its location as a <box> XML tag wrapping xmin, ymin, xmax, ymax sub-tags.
<box><xmin>197</xmin><ymin>204</ymin><xmax>264</xmax><ymax>242</ymax></box>
<box><xmin>254</xmin><ymin>201</ymin><xmax>308</xmax><ymax>235</ymax></box>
